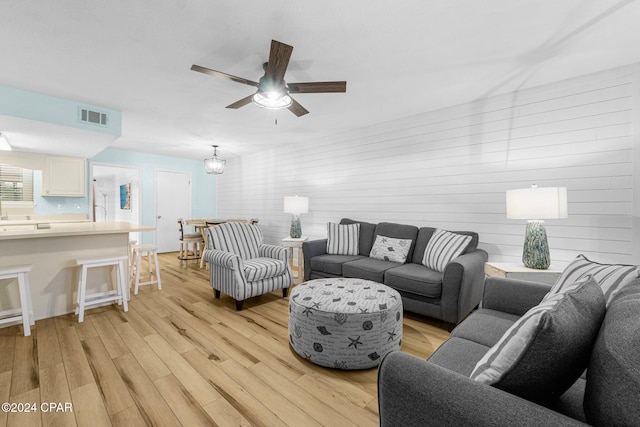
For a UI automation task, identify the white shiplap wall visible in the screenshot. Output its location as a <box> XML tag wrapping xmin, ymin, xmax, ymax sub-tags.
<box><xmin>218</xmin><ymin>64</ymin><xmax>639</xmax><ymax>269</ymax></box>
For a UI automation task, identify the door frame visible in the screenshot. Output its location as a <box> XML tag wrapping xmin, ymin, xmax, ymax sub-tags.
<box><xmin>89</xmin><ymin>161</ymin><xmax>143</xmax><ymax>225</ymax></box>
<box><xmin>154</xmin><ymin>169</ymin><xmax>193</xmax><ymax>252</ymax></box>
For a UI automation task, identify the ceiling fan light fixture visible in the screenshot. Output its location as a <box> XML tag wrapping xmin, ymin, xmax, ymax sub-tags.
<box><xmin>252</xmin><ymin>91</ymin><xmax>292</xmax><ymax>110</ymax></box>
<box><xmin>204</xmin><ymin>145</ymin><xmax>226</xmax><ymax>174</ymax></box>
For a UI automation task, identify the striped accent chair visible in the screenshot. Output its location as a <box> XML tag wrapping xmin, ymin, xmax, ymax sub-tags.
<box><xmin>204</xmin><ymin>222</ymin><xmax>292</xmax><ymax>310</ymax></box>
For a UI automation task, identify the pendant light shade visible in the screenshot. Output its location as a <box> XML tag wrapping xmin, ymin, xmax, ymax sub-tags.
<box><xmin>204</xmin><ymin>145</ymin><xmax>226</xmax><ymax>174</ymax></box>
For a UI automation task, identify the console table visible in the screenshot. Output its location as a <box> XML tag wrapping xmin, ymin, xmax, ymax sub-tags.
<box><xmin>281</xmin><ymin>236</ymin><xmax>307</xmax><ymax>281</ymax></box>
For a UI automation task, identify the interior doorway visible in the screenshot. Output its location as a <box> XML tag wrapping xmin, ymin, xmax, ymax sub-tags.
<box><xmin>155</xmin><ymin>170</ymin><xmax>192</xmax><ymax>253</ymax></box>
<box><xmin>90</xmin><ymin>162</ymin><xmax>142</xmax><ymax>243</ymax></box>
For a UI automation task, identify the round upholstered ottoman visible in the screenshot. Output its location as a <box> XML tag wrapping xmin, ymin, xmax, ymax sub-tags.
<box><xmin>288</xmin><ymin>278</ymin><xmax>403</xmax><ymax>370</ymax></box>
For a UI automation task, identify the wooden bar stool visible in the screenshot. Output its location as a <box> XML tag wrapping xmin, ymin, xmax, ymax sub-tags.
<box><xmin>131</xmin><ymin>244</ymin><xmax>162</xmax><ymax>295</ymax></box>
<box><xmin>0</xmin><ymin>265</ymin><xmax>34</xmax><ymax>336</ymax></box>
<box><xmin>75</xmin><ymin>256</ymin><xmax>128</xmax><ymax>323</ymax></box>
<box><xmin>178</xmin><ymin>219</ymin><xmax>204</xmax><ymax>267</ymax></box>
<box><xmin>128</xmin><ymin>239</ymin><xmax>137</xmax><ymax>295</ymax></box>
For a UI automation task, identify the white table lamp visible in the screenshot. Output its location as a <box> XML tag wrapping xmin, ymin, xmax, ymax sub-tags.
<box><xmin>283</xmin><ymin>196</ymin><xmax>309</xmax><ymax>238</ymax></box>
<box><xmin>506</xmin><ymin>185</ymin><xmax>568</xmax><ymax>269</ymax></box>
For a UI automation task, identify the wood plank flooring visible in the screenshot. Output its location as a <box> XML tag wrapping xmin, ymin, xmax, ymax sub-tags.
<box><xmin>0</xmin><ymin>252</ymin><xmax>450</xmax><ymax>426</ymax></box>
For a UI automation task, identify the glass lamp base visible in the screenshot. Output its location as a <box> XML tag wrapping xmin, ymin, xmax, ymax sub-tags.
<box><xmin>290</xmin><ymin>214</ymin><xmax>302</xmax><ymax>238</ymax></box>
<box><xmin>522</xmin><ymin>220</ymin><xmax>550</xmax><ymax>270</ymax></box>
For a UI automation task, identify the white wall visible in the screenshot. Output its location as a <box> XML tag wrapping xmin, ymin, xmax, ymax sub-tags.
<box><xmin>218</xmin><ymin>64</ymin><xmax>640</xmax><ymax>269</ymax></box>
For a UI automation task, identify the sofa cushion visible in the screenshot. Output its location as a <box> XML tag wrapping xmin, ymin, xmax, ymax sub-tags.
<box><xmin>243</xmin><ymin>258</ymin><xmax>288</xmax><ymax>281</ymax></box>
<box><xmin>310</xmin><ymin>254</ymin><xmax>365</xmax><ymax>276</ymax></box>
<box><xmin>370</xmin><ymin>235</ymin><xmax>412</xmax><ymax>263</ymax></box>
<box><xmin>546</xmin><ymin>379</ymin><xmax>588</xmax><ymax>423</ymax></box>
<box><xmin>422</xmin><ymin>229</ymin><xmax>473</xmax><ymax>272</ymax></box>
<box><xmin>384</xmin><ymin>263</ymin><xmax>443</xmax><ymax>298</ymax></box>
<box><xmin>412</xmin><ymin>227</ymin><xmax>479</xmax><ymax>264</ymax></box>
<box><xmin>584</xmin><ymin>281</ymin><xmax>640</xmax><ymax>426</ymax></box>
<box><xmin>451</xmin><ymin>308</ymin><xmax>519</xmax><ymax>348</ymax></box>
<box><xmin>547</xmin><ymin>254</ymin><xmax>640</xmax><ymax>307</ymax></box>
<box><xmin>342</xmin><ymin>257</ymin><xmax>401</xmax><ymax>283</ymax></box>
<box><xmin>373</xmin><ymin>222</ymin><xmax>418</xmax><ymax>262</ymax></box>
<box><xmin>340</xmin><ymin>218</ymin><xmax>377</xmax><ymax>256</ymax></box>
<box><xmin>326</xmin><ymin>222</ymin><xmax>360</xmax><ymax>255</ymax></box>
<box><xmin>470</xmin><ymin>276</ymin><xmax>605</xmax><ymax>400</ymax></box>
<box><xmin>427</xmin><ymin>337</ymin><xmax>490</xmax><ymax>377</ymax></box>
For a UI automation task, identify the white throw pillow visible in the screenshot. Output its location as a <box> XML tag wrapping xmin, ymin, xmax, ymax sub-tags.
<box><xmin>422</xmin><ymin>229</ymin><xmax>472</xmax><ymax>272</ymax></box>
<box><xmin>369</xmin><ymin>235</ymin><xmax>412</xmax><ymax>263</ymax></box>
<box><xmin>326</xmin><ymin>223</ymin><xmax>360</xmax><ymax>256</ymax></box>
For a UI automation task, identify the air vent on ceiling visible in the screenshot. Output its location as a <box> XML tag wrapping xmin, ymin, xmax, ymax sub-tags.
<box><xmin>79</xmin><ymin>107</ymin><xmax>109</xmax><ymax>126</ymax></box>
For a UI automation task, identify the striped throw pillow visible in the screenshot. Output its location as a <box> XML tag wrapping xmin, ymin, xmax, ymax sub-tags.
<box><xmin>326</xmin><ymin>223</ymin><xmax>360</xmax><ymax>256</ymax></box>
<box><xmin>547</xmin><ymin>254</ymin><xmax>640</xmax><ymax>307</ymax></box>
<box><xmin>422</xmin><ymin>229</ymin><xmax>472</xmax><ymax>272</ymax></box>
<box><xmin>470</xmin><ymin>275</ymin><xmax>605</xmax><ymax>399</ymax></box>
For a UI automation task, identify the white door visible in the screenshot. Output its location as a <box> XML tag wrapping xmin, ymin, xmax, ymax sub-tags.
<box><xmin>155</xmin><ymin>170</ymin><xmax>192</xmax><ymax>253</ymax></box>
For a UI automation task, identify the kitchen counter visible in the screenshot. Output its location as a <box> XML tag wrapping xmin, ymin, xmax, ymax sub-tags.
<box><xmin>0</xmin><ymin>222</ymin><xmax>154</xmax><ymax>321</ymax></box>
<box><xmin>0</xmin><ymin>221</ymin><xmax>151</xmax><ymax>240</ymax></box>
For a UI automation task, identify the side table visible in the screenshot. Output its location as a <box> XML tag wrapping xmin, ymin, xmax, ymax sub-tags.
<box><xmin>281</xmin><ymin>236</ymin><xmax>308</xmax><ymax>282</ymax></box>
<box><xmin>484</xmin><ymin>262</ymin><xmax>562</xmax><ymax>285</ymax></box>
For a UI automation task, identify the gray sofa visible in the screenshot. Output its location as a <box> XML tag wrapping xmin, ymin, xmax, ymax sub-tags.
<box><xmin>302</xmin><ymin>218</ymin><xmax>488</xmax><ymax>325</ymax></box>
<box><xmin>378</xmin><ymin>277</ymin><xmax>640</xmax><ymax>426</ymax></box>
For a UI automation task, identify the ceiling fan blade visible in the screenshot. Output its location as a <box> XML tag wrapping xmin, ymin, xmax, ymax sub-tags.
<box><xmin>287</xmin><ymin>97</ymin><xmax>309</xmax><ymax>117</ymax></box>
<box><xmin>287</xmin><ymin>81</ymin><xmax>347</xmax><ymax>93</ymax></box>
<box><xmin>191</xmin><ymin>64</ymin><xmax>259</xmax><ymax>87</ymax></box>
<box><xmin>226</xmin><ymin>94</ymin><xmax>255</xmax><ymax>109</ymax></box>
<box><xmin>265</xmin><ymin>40</ymin><xmax>293</xmax><ymax>83</ymax></box>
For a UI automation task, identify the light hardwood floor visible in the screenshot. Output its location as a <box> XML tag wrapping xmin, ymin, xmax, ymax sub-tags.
<box><xmin>1</xmin><ymin>252</ymin><xmax>450</xmax><ymax>426</ymax></box>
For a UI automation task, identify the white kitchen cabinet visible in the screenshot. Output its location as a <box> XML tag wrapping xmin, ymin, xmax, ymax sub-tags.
<box><xmin>42</xmin><ymin>156</ymin><xmax>87</xmax><ymax>197</ymax></box>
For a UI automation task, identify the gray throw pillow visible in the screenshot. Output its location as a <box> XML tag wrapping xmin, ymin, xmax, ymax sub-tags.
<box><xmin>470</xmin><ymin>275</ymin><xmax>605</xmax><ymax>400</ymax></box>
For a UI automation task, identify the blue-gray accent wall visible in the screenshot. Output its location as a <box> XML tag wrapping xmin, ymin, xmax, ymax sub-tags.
<box><xmin>91</xmin><ymin>148</ymin><xmax>217</xmax><ymax>242</ymax></box>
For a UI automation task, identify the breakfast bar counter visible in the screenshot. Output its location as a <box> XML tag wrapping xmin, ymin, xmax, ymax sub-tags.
<box><xmin>0</xmin><ymin>222</ymin><xmax>154</xmax><ymax>321</ymax></box>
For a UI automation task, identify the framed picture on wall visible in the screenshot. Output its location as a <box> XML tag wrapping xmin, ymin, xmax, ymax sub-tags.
<box><xmin>120</xmin><ymin>183</ymin><xmax>131</xmax><ymax>210</ymax></box>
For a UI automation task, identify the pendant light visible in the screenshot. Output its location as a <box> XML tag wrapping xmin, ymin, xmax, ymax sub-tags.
<box><xmin>204</xmin><ymin>145</ymin><xmax>226</xmax><ymax>174</ymax></box>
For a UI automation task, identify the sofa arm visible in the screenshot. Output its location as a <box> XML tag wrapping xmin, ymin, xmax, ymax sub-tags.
<box><xmin>302</xmin><ymin>239</ymin><xmax>328</xmax><ymax>281</ymax></box>
<box><xmin>378</xmin><ymin>351</ymin><xmax>587</xmax><ymax>427</ymax></box>
<box><xmin>440</xmin><ymin>249</ymin><xmax>488</xmax><ymax>324</ymax></box>
<box><xmin>258</xmin><ymin>244</ymin><xmax>289</xmax><ymax>262</ymax></box>
<box><xmin>204</xmin><ymin>249</ymin><xmax>242</xmax><ymax>269</ymax></box>
<box><xmin>482</xmin><ymin>277</ymin><xmax>552</xmax><ymax>316</ymax></box>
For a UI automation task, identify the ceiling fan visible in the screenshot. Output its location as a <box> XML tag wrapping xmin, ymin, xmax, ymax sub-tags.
<box><xmin>191</xmin><ymin>40</ymin><xmax>346</xmax><ymax>117</ymax></box>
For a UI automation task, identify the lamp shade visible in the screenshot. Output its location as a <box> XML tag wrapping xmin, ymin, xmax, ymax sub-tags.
<box><xmin>506</xmin><ymin>186</ymin><xmax>568</xmax><ymax>220</ymax></box>
<box><xmin>283</xmin><ymin>196</ymin><xmax>309</xmax><ymax>214</ymax></box>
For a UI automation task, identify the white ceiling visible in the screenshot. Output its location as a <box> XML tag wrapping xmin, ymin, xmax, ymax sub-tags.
<box><xmin>0</xmin><ymin>0</ymin><xmax>639</xmax><ymax>161</ymax></box>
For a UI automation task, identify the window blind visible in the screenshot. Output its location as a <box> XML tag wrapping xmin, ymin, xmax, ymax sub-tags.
<box><xmin>0</xmin><ymin>164</ymin><xmax>34</xmax><ymax>202</ymax></box>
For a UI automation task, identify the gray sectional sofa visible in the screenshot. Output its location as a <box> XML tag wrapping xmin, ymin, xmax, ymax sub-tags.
<box><xmin>378</xmin><ymin>276</ymin><xmax>640</xmax><ymax>426</ymax></box>
<box><xmin>302</xmin><ymin>218</ymin><xmax>488</xmax><ymax>325</ymax></box>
